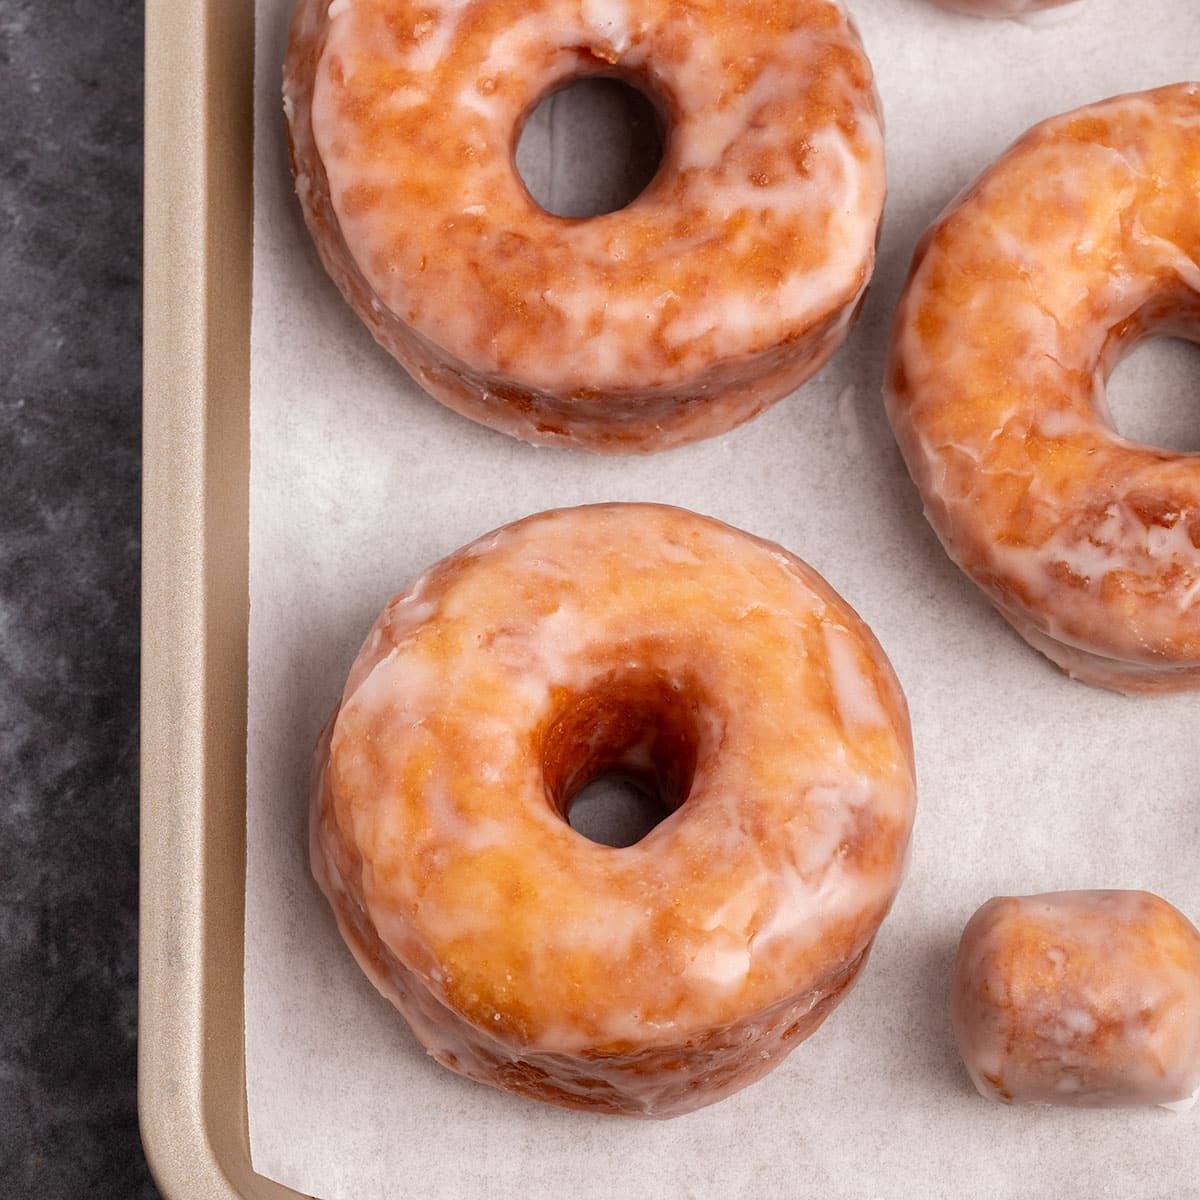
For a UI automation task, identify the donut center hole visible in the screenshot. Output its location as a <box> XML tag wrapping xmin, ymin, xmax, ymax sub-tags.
<box><xmin>514</xmin><ymin>77</ymin><xmax>664</xmax><ymax>218</ymax></box>
<box><xmin>1102</xmin><ymin>335</ymin><xmax>1200</xmax><ymax>453</ymax></box>
<box><xmin>567</xmin><ymin>774</ymin><xmax>672</xmax><ymax>849</ymax></box>
<box><xmin>542</xmin><ymin>671</ymin><xmax>699</xmax><ymax>848</ymax></box>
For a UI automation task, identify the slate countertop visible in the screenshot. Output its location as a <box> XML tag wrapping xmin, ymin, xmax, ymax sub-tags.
<box><xmin>0</xmin><ymin>1</ymin><xmax>155</xmax><ymax>1194</ymax></box>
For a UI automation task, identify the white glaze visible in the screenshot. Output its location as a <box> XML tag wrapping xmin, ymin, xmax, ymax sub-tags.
<box><xmin>1014</xmin><ymin>0</ymin><xmax>1085</xmax><ymax>27</ymax></box>
<box><xmin>951</xmin><ymin>891</ymin><xmax>1200</xmax><ymax>1109</ymax></box>
<box><xmin>885</xmin><ymin>85</ymin><xmax>1200</xmax><ymax>692</ymax></box>
<box><xmin>283</xmin><ymin>0</ymin><xmax>886</xmax><ymax>452</ymax></box>
<box><xmin>1161</xmin><ymin>1086</ymin><xmax>1199</xmax><ymax>1114</ymax></box>
<box><xmin>312</xmin><ymin>504</ymin><xmax>916</xmax><ymax>1116</ymax></box>
<box><xmin>931</xmin><ymin>0</ymin><xmax>1080</xmax><ymax>16</ymax></box>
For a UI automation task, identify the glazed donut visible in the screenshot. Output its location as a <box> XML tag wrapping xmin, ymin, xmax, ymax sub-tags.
<box><xmin>951</xmin><ymin>891</ymin><xmax>1200</xmax><ymax>1109</ymax></box>
<box><xmin>284</xmin><ymin>0</ymin><xmax>885</xmax><ymax>453</ymax></box>
<box><xmin>931</xmin><ymin>0</ymin><xmax>1081</xmax><ymax>18</ymax></box>
<box><xmin>886</xmin><ymin>85</ymin><xmax>1200</xmax><ymax>693</ymax></box>
<box><xmin>311</xmin><ymin>504</ymin><xmax>916</xmax><ymax>1116</ymax></box>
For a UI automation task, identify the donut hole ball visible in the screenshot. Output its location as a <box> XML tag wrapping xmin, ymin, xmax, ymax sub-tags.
<box><xmin>951</xmin><ymin>891</ymin><xmax>1200</xmax><ymax>1109</ymax></box>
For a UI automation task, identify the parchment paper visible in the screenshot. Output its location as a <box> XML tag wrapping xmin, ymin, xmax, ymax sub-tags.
<box><xmin>246</xmin><ymin>2</ymin><xmax>1200</xmax><ymax>1196</ymax></box>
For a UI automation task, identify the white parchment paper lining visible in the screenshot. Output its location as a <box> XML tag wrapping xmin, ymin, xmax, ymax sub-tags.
<box><xmin>246</xmin><ymin>2</ymin><xmax>1200</xmax><ymax>1196</ymax></box>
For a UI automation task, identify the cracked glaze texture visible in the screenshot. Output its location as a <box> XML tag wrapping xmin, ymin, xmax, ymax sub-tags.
<box><xmin>311</xmin><ymin>504</ymin><xmax>916</xmax><ymax>1116</ymax></box>
<box><xmin>951</xmin><ymin>891</ymin><xmax>1200</xmax><ymax>1109</ymax></box>
<box><xmin>886</xmin><ymin>85</ymin><xmax>1200</xmax><ymax>693</ymax></box>
<box><xmin>283</xmin><ymin>0</ymin><xmax>885</xmax><ymax>452</ymax></box>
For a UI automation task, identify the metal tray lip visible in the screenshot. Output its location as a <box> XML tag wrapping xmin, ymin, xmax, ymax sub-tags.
<box><xmin>139</xmin><ymin>1</ymin><xmax>302</xmax><ymax>1196</ymax></box>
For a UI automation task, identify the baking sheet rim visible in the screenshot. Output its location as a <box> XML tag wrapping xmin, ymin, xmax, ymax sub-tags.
<box><xmin>139</xmin><ymin>0</ymin><xmax>304</xmax><ymax>1196</ymax></box>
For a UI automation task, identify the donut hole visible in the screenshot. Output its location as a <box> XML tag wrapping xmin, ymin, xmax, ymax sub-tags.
<box><xmin>514</xmin><ymin>77</ymin><xmax>665</xmax><ymax>219</ymax></box>
<box><xmin>542</xmin><ymin>671</ymin><xmax>700</xmax><ymax>847</ymax></box>
<box><xmin>1101</xmin><ymin>330</ymin><xmax>1200</xmax><ymax>453</ymax></box>
<box><xmin>567</xmin><ymin>774</ymin><xmax>672</xmax><ymax>849</ymax></box>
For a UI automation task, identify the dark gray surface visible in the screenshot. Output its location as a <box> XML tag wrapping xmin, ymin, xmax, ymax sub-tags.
<box><xmin>0</xmin><ymin>0</ymin><xmax>154</xmax><ymax>1195</ymax></box>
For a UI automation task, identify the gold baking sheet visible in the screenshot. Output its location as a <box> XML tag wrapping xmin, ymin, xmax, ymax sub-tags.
<box><xmin>140</xmin><ymin>0</ymin><xmax>304</xmax><ymax>1194</ymax></box>
<box><xmin>143</xmin><ymin>1</ymin><xmax>1200</xmax><ymax>1196</ymax></box>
